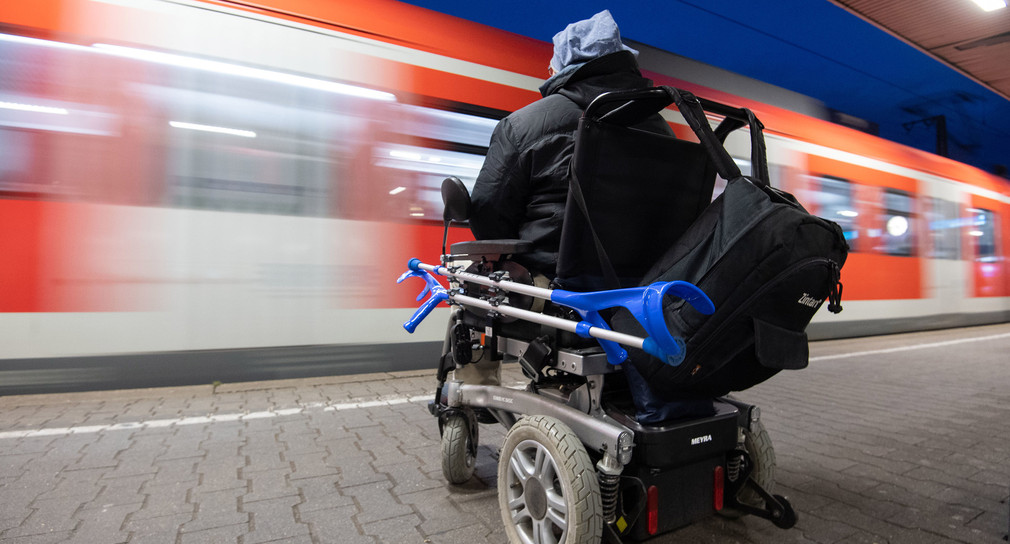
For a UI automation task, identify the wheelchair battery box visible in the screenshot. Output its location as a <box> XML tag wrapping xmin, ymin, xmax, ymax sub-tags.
<box><xmin>620</xmin><ymin>455</ymin><xmax>725</xmax><ymax>540</ymax></box>
<box><xmin>609</xmin><ymin>401</ymin><xmax>739</xmax><ymax>540</ymax></box>
<box><xmin>607</xmin><ymin>400</ymin><xmax>738</xmax><ymax>469</ymax></box>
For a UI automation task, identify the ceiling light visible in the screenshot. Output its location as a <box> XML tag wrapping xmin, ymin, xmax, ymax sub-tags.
<box><xmin>970</xmin><ymin>0</ymin><xmax>1006</xmax><ymax>11</ymax></box>
<box><xmin>389</xmin><ymin>186</ymin><xmax>406</xmax><ymax>195</ymax></box>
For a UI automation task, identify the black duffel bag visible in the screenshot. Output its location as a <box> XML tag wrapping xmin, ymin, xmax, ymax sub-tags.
<box><xmin>613</xmin><ymin>88</ymin><xmax>849</xmax><ymax>398</ymax></box>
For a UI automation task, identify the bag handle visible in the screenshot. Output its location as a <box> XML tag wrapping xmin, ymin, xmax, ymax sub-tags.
<box><xmin>660</xmin><ymin>86</ymin><xmax>770</xmax><ymax>187</ymax></box>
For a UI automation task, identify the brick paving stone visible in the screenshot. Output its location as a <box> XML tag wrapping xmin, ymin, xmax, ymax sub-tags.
<box><xmin>361</xmin><ymin>512</ymin><xmax>424</xmax><ymax>542</ymax></box>
<box><xmin>35</xmin><ymin>467</ymin><xmax>105</xmax><ymax>503</ymax></box>
<box><xmin>338</xmin><ymin>409</ymin><xmax>379</xmax><ymax>431</ymax></box>
<box><xmin>1</xmin><ymin>531</ymin><xmax>76</xmax><ymax>544</ymax></box>
<box><xmin>397</xmin><ymin>487</ymin><xmax>467</xmax><ymax>536</ymax></box>
<box><xmin>1</xmin><ymin>472</ymin><xmax>57</xmax><ymax>513</ymax></box>
<box><xmin>178</xmin><ymin>523</ymin><xmax>245</xmax><ymax>544</ymax></box>
<box><xmin>123</xmin><ymin>512</ymin><xmax>192</xmax><ymax>543</ymax></box>
<box><xmin>241</xmin><ymin>467</ymin><xmax>296</xmax><ymax>504</ymax></box>
<box><xmin>329</xmin><ymin>452</ymin><xmax>387</xmax><ymax>490</ymax></box>
<box><xmin>286</xmin><ymin>450</ymin><xmax>339</xmax><ymax>481</ymax></box>
<box><xmin>241</xmin><ymin>495</ymin><xmax>310</xmax><ymax>544</ymax></box>
<box><xmin>70</xmin><ymin>431</ymin><xmax>133</xmax><ymax>471</ymax></box>
<box><xmin>3</xmin><ymin>496</ymin><xmax>82</xmax><ymax>538</ymax></box>
<box><xmin>344</xmin><ymin>480</ymin><xmax>413</xmax><ymax>525</ymax></box>
<box><xmin>294</xmin><ymin>476</ymin><xmax>354</xmax><ymax>515</ymax></box>
<box><xmin>0</xmin><ymin>453</ymin><xmax>36</xmax><ymax>479</ymax></box>
<box><xmin>12</xmin><ymin>435</ymin><xmax>80</xmax><ymax>458</ymax></box>
<box><xmin>147</xmin><ymin>457</ymin><xmax>199</xmax><ymax>488</ymax></box>
<box><xmin>66</xmin><ymin>502</ymin><xmax>140</xmax><ymax>544</ymax></box>
<box><xmin>181</xmin><ymin>487</ymin><xmax>248</xmax><ymax>534</ymax></box>
<box><xmin>380</xmin><ymin>460</ymin><xmax>442</xmax><ymax>496</ymax></box>
<box><xmin>91</xmin><ymin>473</ymin><xmax>148</xmax><ymax>507</ymax></box>
<box><xmin>299</xmin><ymin>503</ymin><xmax>371</xmax><ymax>543</ymax></box>
<box><xmin>242</xmin><ymin>438</ymin><xmax>289</xmax><ymax>474</ymax></box>
<box><xmin>131</xmin><ymin>481</ymin><xmax>194</xmax><ymax>521</ymax></box>
<box><xmin>424</xmin><ymin>523</ymin><xmax>501</xmax><ymax>544</ymax></box>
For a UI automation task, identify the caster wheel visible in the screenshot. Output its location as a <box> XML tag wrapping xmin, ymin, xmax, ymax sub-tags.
<box><xmin>771</xmin><ymin>494</ymin><xmax>798</xmax><ymax>529</ymax></box>
<box><xmin>441</xmin><ymin>413</ymin><xmax>476</xmax><ymax>484</ymax></box>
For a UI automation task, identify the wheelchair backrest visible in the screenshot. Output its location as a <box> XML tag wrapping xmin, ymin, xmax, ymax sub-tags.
<box><xmin>555</xmin><ymin>87</ymin><xmax>719</xmax><ymax>291</ymax></box>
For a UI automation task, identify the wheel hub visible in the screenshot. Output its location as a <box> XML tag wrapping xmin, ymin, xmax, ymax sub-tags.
<box><xmin>524</xmin><ymin>477</ymin><xmax>548</xmax><ymax>520</ymax></box>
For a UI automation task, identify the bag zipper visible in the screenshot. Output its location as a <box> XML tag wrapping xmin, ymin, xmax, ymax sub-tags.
<box><xmin>827</xmin><ymin>260</ymin><xmax>844</xmax><ymax>314</ymax></box>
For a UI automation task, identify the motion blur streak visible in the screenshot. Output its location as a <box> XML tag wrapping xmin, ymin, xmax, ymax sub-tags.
<box><xmin>0</xmin><ymin>0</ymin><xmax>1007</xmax><ymax>394</ymax></box>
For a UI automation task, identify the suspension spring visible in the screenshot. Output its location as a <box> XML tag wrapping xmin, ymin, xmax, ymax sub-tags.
<box><xmin>599</xmin><ymin>472</ymin><xmax>620</xmax><ymax>522</ymax></box>
<box><xmin>727</xmin><ymin>452</ymin><xmax>743</xmax><ymax>482</ymax></box>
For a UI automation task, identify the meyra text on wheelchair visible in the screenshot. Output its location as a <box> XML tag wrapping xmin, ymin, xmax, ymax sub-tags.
<box><xmin>398</xmin><ymin>86</ymin><xmax>847</xmax><ymax>543</ymax></box>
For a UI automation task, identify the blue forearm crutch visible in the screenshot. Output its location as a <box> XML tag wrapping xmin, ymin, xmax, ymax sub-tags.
<box><xmin>398</xmin><ymin>259</ymin><xmax>714</xmax><ymax>366</ymax></box>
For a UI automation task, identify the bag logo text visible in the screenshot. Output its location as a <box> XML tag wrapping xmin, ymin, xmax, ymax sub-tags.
<box><xmin>797</xmin><ymin>293</ymin><xmax>822</xmax><ymax>308</ymax></box>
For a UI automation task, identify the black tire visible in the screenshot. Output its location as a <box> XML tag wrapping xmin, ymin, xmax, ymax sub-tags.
<box><xmin>721</xmin><ymin>418</ymin><xmax>776</xmax><ymax>519</ymax></box>
<box><xmin>498</xmin><ymin>415</ymin><xmax>603</xmax><ymax>544</ymax></box>
<box><xmin>441</xmin><ymin>414</ymin><xmax>476</xmax><ymax>484</ymax></box>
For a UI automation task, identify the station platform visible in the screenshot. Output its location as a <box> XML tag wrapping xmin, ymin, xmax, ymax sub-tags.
<box><xmin>1</xmin><ymin>323</ymin><xmax>1008</xmax><ymax>544</ymax></box>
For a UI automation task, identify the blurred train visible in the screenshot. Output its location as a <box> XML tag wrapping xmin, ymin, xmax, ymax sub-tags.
<box><xmin>1</xmin><ymin>0</ymin><xmax>1008</xmax><ymax>394</ymax></box>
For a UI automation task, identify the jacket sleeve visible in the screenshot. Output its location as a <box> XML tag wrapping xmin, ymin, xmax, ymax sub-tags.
<box><xmin>469</xmin><ymin>119</ymin><xmax>529</xmax><ymax>240</ymax></box>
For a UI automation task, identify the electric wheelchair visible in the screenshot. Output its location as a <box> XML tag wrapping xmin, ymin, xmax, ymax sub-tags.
<box><xmin>399</xmin><ymin>87</ymin><xmax>798</xmax><ymax>543</ymax></box>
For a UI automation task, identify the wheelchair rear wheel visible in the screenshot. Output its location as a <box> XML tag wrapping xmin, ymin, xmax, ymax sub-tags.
<box><xmin>498</xmin><ymin>415</ymin><xmax>602</xmax><ymax>544</ymax></box>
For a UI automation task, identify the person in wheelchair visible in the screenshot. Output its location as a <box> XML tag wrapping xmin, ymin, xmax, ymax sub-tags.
<box><xmin>462</xmin><ymin>11</ymin><xmax>714</xmax><ymax>423</ymax></box>
<box><xmin>470</xmin><ymin>10</ymin><xmax>669</xmax><ymax>276</ymax></box>
<box><xmin>459</xmin><ymin>10</ymin><xmax>678</xmax><ymax>397</ymax></box>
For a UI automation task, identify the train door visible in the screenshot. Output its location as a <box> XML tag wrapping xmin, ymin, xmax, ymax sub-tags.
<box><xmin>922</xmin><ymin>180</ymin><xmax>968</xmax><ymax>313</ymax></box>
<box><xmin>968</xmin><ymin>194</ymin><xmax>1007</xmax><ymax>298</ymax></box>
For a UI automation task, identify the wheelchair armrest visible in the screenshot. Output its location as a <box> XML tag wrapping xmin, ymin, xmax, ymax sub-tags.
<box><xmin>450</xmin><ymin>239</ymin><xmax>532</xmax><ymax>259</ymax></box>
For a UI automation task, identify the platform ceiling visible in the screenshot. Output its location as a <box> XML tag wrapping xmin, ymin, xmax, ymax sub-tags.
<box><xmin>401</xmin><ymin>0</ymin><xmax>1010</xmax><ymax>178</ymax></box>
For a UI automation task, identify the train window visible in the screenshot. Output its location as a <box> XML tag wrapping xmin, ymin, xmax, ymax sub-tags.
<box><xmin>970</xmin><ymin>208</ymin><xmax>999</xmax><ymax>261</ymax></box>
<box><xmin>0</xmin><ymin>129</ymin><xmax>30</xmax><ymax>182</ymax></box>
<box><xmin>925</xmin><ymin>197</ymin><xmax>961</xmax><ymax>260</ymax></box>
<box><xmin>881</xmin><ymin>189</ymin><xmax>915</xmax><ymax>256</ymax></box>
<box><xmin>150</xmin><ymin>73</ymin><xmax>352</xmax><ymax>216</ymax></box>
<box><xmin>373</xmin><ymin>103</ymin><xmax>498</xmax><ymax>220</ymax></box>
<box><xmin>810</xmin><ymin>175</ymin><xmax>858</xmax><ymax>245</ymax></box>
<box><xmin>0</xmin><ymin>35</ymin><xmax>122</xmax><ymax>201</ymax></box>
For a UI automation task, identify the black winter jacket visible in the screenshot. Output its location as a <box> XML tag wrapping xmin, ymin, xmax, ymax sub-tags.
<box><xmin>469</xmin><ymin>51</ymin><xmax>671</xmax><ymax>276</ymax></box>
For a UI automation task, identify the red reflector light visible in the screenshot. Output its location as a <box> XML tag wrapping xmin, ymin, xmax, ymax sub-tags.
<box><xmin>647</xmin><ymin>485</ymin><xmax>659</xmax><ymax>535</ymax></box>
<box><xmin>713</xmin><ymin>465</ymin><xmax>725</xmax><ymax>511</ymax></box>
